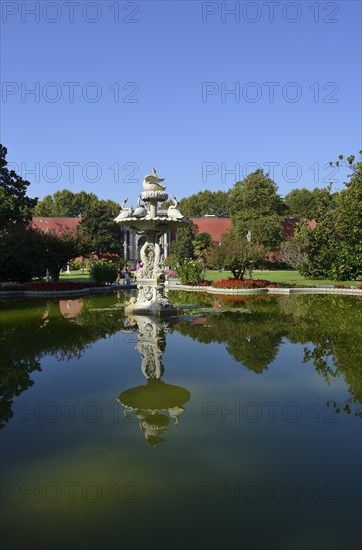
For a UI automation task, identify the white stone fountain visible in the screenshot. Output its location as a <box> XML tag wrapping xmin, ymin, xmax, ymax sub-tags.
<box><xmin>114</xmin><ymin>168</ymin><xmax>188</xmax><ymax>315</ymax></box>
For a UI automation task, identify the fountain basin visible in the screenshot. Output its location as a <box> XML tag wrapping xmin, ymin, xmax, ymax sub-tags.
<box><xmin>118</xmin><ymin>217</ymin><xmax>187</xmax><ymax>233</ymax></box>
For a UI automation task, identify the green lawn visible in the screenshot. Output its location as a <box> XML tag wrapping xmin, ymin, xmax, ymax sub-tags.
<box><xmin>59</xmin><ymin>270</ymin><xmax>91</xmax><ymax>281</ymax></box>
<box><xmin>60</xmin><ymin>269</ymin><xmax>360</xmax><ymax>287</ymax></box>
<box><xmin>203</xmin><ymin>270</ymin><xmax>361</xmax><ymax>287</ymax></box>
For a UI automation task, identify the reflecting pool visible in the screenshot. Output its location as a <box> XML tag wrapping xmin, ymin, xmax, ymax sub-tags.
<box><xmin>1</xmin><ymin>292</ymin><xmax>361</xmax><ymax>550</ymax></box>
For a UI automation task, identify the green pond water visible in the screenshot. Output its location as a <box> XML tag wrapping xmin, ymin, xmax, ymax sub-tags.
<box><xmin>0</xmin><ymin>291</ymin><xmax>361</xmax><ymax>550</ymax></box>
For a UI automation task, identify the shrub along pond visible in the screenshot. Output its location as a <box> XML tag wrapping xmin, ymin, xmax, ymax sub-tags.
<box><xmin>1</xmin><ymin>292</ymin><xmax>361</xmax><ymax>550</ymax></box>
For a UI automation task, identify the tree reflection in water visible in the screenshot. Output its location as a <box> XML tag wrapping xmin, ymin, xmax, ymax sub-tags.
<box><xmin>0</xmin><ymin>294</ymin><xmax>127</xmax><ymax>428</ymax></box>
<box><xmin>0</xmin><ymin>292</ymin><xmax>361</xmax><ymax>430</ymax></box>
<box><xmin>170</xmin><ymin>291</ymin><xmax>362</xmax><ymax>418</ymax></box>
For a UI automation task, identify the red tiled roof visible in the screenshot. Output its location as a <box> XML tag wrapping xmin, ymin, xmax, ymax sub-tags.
<box><xmin>31</xmin><ymin>216</ymin><xmax>316</xmax><ymax>244</ymax></box>
<box><xmin>31</xmin><ymin>217</ymin><xmax>81</xmax><ymax>235</ymax></box>
<box><xmin>282</xmin><ymin>218</ymin><xmax>317</xmax><ymax>239</ymax></box>
<box><xmin>191</xmin><ymin>217</ymin><xmax>316</xmax><ymax>243</ymax></box>
<box><xmin>191</xmin><ymin>218</ymin><xmax>231</xmax><ymax>243</ymax></box>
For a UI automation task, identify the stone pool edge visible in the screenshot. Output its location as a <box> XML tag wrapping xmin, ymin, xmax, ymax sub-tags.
<box><xmin>1</xmin><ymin>283</ymin><xmax>361</xmax><ymax>298</ymax></box>
<box><xmin>168</xmin><ymin>283</ymin><xmax>362</xmax><ymax>296</ymax></box>
<box><xmin>0</xmin><ymin>283</ymin><xmax>137</xmax><ymax>298</ymax></box>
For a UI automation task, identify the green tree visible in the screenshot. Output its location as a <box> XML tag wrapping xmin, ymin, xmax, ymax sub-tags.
<box><xmin>193</xmin><ymin>232</ymin><xmax>213</xmax><ymax>269</ymax></box>
<box><xmin>0</xmin><ymin>225</ymin><xmax>89</xmax><ymax>283</ymax></box>
<box><xmin>33</xmin><ymin>194</ymin><xmax>56</xmax><ymax>216</ymax></box>
<box><xmin>228</xmin><ymin>170</ymin><xmax>287</xmax><ymax>249</ymax></box>
<box><xmin>175</xmin><ymin>258</ymin><xmax>204</xmax><ymax>285</ymax></box>
<box><xmin>41</xmin><ymin>229</ymin><xmax>90</xmax><ymax>282</ymax></box>
<box><xmin>0</xmin><ymin>145</ymin><xmax>38</xmax><ymax>229</ymax></box>
<box><xmin>75</xmin><ymin>191</ymin><xmax>99</xmax><ymax>215</ymax></box>
<box><xmin>169</xmin><ymin>222</ymin><xmax>198</xmax><ymax>264</ymax></box>
<box><xmin>284</xmin><ymin>188</ymin><xmax>319</xmax><ymax>219</ymax></box>
<box><xmin>310</xmin><ymin>186</ymin><xmax>336</xmax><ymax>220</ymax></box>
<box><xmin>178</xmin><ymin>190</ymin><xmax>230</xmax><ymax>218</ymax></box>
<box><xmin>294</xmin><ymin>153</ymin><xmax>362</xmax><ymax>280</ymax></box>
<box><xmin>0</xmin><ymin>226</ymin><xmax>45</xmax><ymax>282</ymax></box>
<box><xmin>89</xmin><ymin>260</ymin><xmax>118</xmax><ymax>284</ymax></box>
<box><xmin>80</xmin><ymin>200</ymin><xmax>123</xmax><ymax>257</ymax></box>
<box><xmin>34</xmin><ymin>189</ymin><xmax>98</xmax><ymax>217</ymax></box>
<box><xmin>210</xmin><ymin>231</ymin><xmax>267</xmax><ymax>279</ymax></box>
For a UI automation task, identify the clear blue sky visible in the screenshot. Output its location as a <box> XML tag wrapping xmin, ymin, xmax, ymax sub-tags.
<box><xmin>1</xmin><ymin>0</ymin><xmax>361</xmax><ymax>206</ymax></box>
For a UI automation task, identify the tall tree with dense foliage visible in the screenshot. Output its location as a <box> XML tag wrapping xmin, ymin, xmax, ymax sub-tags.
<box><xmin>0</xmin><ymin>145</ymin><xmax>38</xmax><ymax>229</ymax></box>
<box><xmin>178</xmin><ymin>190</ymin><xmax>230</xmax><ymax>218</ymax></box>
<box><xmin>0</xmin><ymin>148</ymin><xmax>93</xmax><ymax>282</ymax></box>
<box><xmin>169</xmin><ymin>222</ymin><xmax>198</xmax><ymax>264</ymax></box>
<box><xmin>0</xmin><ymin>226</ymin><xmax>89</xmax><ymax>283</ymax></box>
<box><xmin>79</xmin><ymin>200</ymin><xmax>123</xmax><ymax>257</ymax></box>
<box><xmin>284</xmin><ymin>187</ymin><xmax>336</xmax><ymax>220</ymax></box>
<box><xmin>228</xmin><ymin>170</ymin><xmax>287</xmax><ymax>249</ymax></box>
<box><xmin>33</xmin><ymin>189</ymin><xmax>98</xmax><ymax>217</ymax></box>
<box><xmin>294</xmin><ymin>153</ymin><xmax>362</xmax><ymax>280</ymax></box>
<box><xmin>41</xmin><ymin>229</ymin><xmax>90</xmax><ymax>282</ymax></box>
<box><xmin>284</xmin><ymin>188</ymin><xmax>318</xmax><ymax>219</ymax></box>
<box><xmin>0</xmin><ymin>226</ymin><xmax>45</xmax><ymax>282</ymax></box>
<box><xmin>193</xmin><ymin>232</ymin><xmax>213</xmax><ymax>269</ymax></box>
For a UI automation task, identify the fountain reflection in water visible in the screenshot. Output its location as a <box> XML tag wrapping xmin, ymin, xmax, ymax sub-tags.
<box><xmin>118</xmin><ymin>316</ymin><xmax>191</xmax><ymax>446</ymax></box>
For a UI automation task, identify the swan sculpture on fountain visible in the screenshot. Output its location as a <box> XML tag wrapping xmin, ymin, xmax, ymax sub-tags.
<box><xmin>114</xmin><ymin>198</ymin><xmax>133</xmax><ymax>221</ymax></box>
<box><xmin>167</xmin><ymin>196</ymin><xmax>184</xmax><ymax>220</ymax></box>
<box><xmin>133</xmin><ymin>196</ymin><xmax>147</xmax><ymax>218</ymax></box>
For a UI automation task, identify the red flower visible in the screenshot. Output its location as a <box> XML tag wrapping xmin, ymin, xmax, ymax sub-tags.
<box><xmin>212</xmin><ymin>279</ymin><xmax>276</xmax><ymax>289</ymax></box>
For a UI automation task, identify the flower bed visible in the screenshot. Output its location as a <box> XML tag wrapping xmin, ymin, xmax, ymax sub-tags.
<box><xmin>212</xmin><ymin>279</ymin><xmax>277</xmax><ymax>289</ymax></box>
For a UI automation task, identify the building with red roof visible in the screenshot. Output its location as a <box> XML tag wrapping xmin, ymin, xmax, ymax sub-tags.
<box><xmin>191</xmin><ymin>217</ymin><xmax>231</xmax><ymax>243</ymax></box>
<box><xmin>31</xmin><ymin>217</ymin><xmax>81</xmax><ymax>235</ymax></box>
<box><xmin>191</xmin><ymin>216</ymin><xmax>316</xmax><ymax>244</ymax></box>
<box><xmin>31</xmin><ymin>215</ymin><xmax>316</xmax><ymax>264</ymax></box>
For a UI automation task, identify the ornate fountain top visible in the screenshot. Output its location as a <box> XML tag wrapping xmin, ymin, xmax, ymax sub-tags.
<box><xmin>143</xmin><ymin>167</ymin><xmax>166</xmax><ymax>192</ymax></box>
<box><xmin>114</xmin><ymin>168</ymin><xmax>188</xmax><ymax>230</ymax></box>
